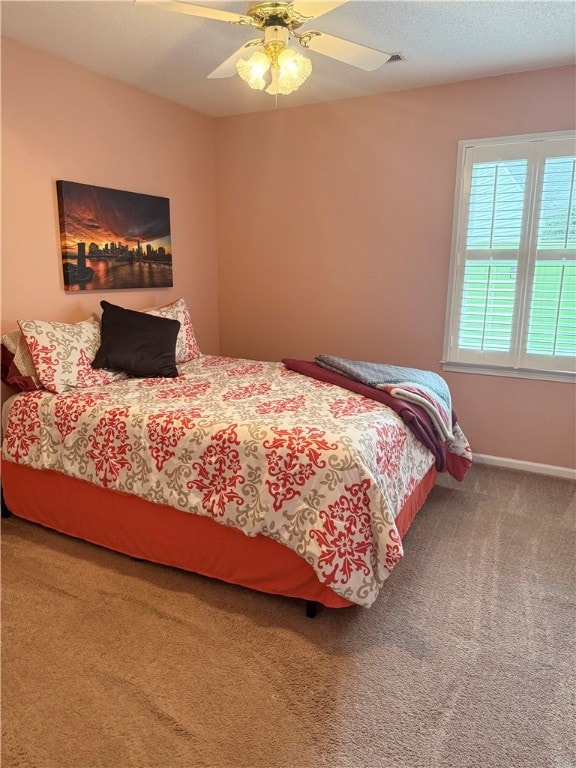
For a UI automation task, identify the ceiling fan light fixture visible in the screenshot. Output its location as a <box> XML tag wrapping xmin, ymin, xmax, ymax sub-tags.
<box><xmin>265</xmin><ymin>49</ymin><xmax>312</xmax><ymax>95</ymax></box>
<box><xmin>236</xmin><ymin>23</ymin><xmax>312</xmax><ymax>97</ymax></box>
<box><xmin>236</xmin><ymin>50</ymin><xmax>271</xmax><ymax>90</ymax></box>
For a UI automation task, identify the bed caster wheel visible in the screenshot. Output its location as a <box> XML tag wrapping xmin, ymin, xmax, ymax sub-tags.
<box><xmin>1</xmin><ymin>487</ymin><xmax>12</xmax><ymax>518</ymax></box>
<box><xmin>305</xmin><ymin>601</ymin><xmax>318</xmax><ymax>618</ymax></box>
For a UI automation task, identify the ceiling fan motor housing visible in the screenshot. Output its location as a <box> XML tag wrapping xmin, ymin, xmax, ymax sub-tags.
<box><xmin>246</xmin><ymin>2</ymin><xmax>312</xmax><ymax>31</ymax></box>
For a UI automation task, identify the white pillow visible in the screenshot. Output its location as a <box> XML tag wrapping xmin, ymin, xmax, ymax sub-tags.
<box><xmin>145</xmin><ymin>297</ymin><xmax>200</xmax><ymax>363</ymax></box>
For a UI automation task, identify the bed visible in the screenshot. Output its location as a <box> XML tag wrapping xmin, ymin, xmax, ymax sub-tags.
<box><xmin>1</xmin><ymin>300</ymin><xmax>472</xmax><ymax>613</ymax></box>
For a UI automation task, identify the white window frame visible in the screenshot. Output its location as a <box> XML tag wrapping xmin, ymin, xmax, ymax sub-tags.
<box><xmin>442</xmin><ymin>130</ymin><xmax>576</xmax><ymax>383</ymax></box>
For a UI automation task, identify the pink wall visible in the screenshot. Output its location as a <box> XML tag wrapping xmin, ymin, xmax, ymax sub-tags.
<box><xmin>215</xmin><ymin>67</ymin><xmax>576</xmax><ymax>469</ymax></box>
<box><xmin>1</xmin><ymin>38</ymin><xmax>219</xmax><ymax>351</ymax></box>
<box><xmin>2</xmin><ymin>38</ymin><xmax>574</xmax><ymax>468</ymax></box>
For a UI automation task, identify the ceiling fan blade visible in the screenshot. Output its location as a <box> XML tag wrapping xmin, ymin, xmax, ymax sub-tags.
<box><xmin>294</xmin><ymin>0</ymin><xmax>348</xmax><ymax>19</ymax></box>
<box><xmin>301</xmin><ymin>31</ymin><xmax>392</xmax><ymax>71</ymax></box>
<box><xmin>138</xmin><ymin>1</ymin><xmax>250</xmax><ymax>25</ymax></box>
<box><xmin>293</xmin><ymin>1</ymin><xmax>348</xmax><ymax>21</ymax></box>
<box><xmin>207</xmin><ymin>41</ymin><xmax>263</xmax><ymax>79</ymax></box>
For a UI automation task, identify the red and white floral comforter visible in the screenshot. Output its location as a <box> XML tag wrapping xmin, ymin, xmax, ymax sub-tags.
<box><xmin>2</xmin><ymin>356</ymin><xmax>465</xmax><ymax>607</ymax></box>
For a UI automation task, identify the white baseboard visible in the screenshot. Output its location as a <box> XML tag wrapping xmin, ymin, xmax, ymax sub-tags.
<box><xmin>473</xmin><ymin>453</ymin><xmax>576</xmax><ymax>480</ymax></box>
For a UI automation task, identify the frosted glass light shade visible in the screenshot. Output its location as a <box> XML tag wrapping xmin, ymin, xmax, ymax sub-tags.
<box><xmin>236</xmin><ymin>50</ymin><xmax>271</xmax><ymax>90</ymax></box>
<box><xmin>266</xmin><ymin>49</ymin><xmax>312</xmax><ymax>95</ymax></box>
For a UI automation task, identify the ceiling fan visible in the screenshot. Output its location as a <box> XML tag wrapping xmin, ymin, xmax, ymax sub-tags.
<box><xmin>140</xmin><ymin>1</ymin><xmax>396</xmax><ymax>95</ymax></box>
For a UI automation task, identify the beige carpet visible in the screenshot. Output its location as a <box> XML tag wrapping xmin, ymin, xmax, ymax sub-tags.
<box><xmin>1</xmin><ymin>465</ymin><xmax>575</xmax><ymax>768</ymax></box>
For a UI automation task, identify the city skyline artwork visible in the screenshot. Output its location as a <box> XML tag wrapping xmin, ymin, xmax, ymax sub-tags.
<box><xmin>56</xmin><ymin>180</ymin><xmax>173</xmax><ymax>291</ymax></box>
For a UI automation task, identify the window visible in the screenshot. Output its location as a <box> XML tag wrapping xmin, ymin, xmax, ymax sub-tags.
<box><xmin>443</xmin><ymin>131</ymin><xmax>576</xmax><ymax>381</ymax></box>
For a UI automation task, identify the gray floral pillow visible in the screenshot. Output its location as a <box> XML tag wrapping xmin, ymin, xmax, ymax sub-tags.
<box><xmin>18</xmin><ymin>315</ymin><xmax>124</xmax><ymax>394</ymax></box>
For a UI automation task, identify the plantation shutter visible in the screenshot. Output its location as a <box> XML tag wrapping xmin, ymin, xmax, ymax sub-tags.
<box><xmin>522</xmin><ymin>146</ymin><xmax>576</xmax><ymax>370</ymax></box>
<box><xmin>444</xmin><ymin>132</ymin><xmax>576</xmax><ymax>378</ymax></box>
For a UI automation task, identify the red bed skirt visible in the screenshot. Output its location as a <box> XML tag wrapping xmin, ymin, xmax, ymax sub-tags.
<box><xmin>1</xmin><ymin>460</ymin><xmax>437</xmax><ymax>608</ymax></box>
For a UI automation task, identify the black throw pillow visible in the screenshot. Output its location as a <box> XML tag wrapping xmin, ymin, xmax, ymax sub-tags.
<box><xmin>93</xmin><ymin>301</ymin><xmax>180</xmax><ymax>378</ymax></box>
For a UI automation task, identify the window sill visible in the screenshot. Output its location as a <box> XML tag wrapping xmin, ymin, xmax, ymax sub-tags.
<box><xmin>440</xmin><ymin>362</ymin><xmax>576</xmax><ymax>384</ymax></box>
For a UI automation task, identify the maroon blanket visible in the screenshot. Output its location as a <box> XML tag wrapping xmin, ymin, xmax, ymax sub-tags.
<box><xmin>283</xmin><ymin>359</ymin><xmax>453</xmax><ymax>473</ymax></box>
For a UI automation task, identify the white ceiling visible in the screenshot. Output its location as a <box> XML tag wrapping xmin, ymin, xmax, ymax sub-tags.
<box><xmin>2</xmin><ymin>0</ymin><xmax>575</xmax><ymax>118</ymax></box>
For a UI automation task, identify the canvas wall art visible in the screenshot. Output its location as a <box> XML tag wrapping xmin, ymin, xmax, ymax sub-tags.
<box><xmin>56</xmin><ymin>181</ymin><xmax>173</xmax><ymax>291</ymax></box>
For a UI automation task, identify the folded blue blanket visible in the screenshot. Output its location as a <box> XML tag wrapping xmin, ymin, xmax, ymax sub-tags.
<box><xmin>315</xmin><ymin>355</ymin><xmax>453</xmax><ymax>440</ymax></box>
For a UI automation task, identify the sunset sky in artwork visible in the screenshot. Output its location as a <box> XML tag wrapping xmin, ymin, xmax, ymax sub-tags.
<box><xmin>57</xmin><ymin>181</ymin><xmax>172</xmax><ymax>258</ymax></box>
